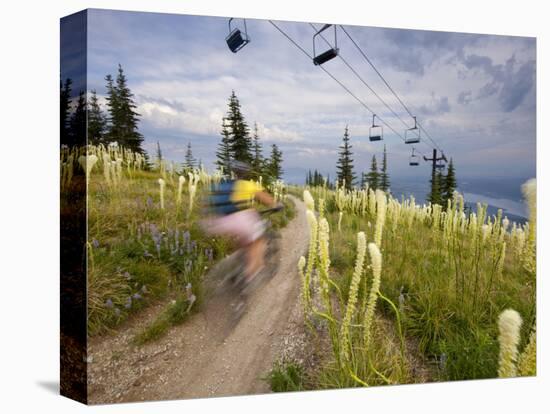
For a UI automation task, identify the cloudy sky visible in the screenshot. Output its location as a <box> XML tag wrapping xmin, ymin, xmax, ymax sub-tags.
<box><xmin>85</xmin><ymin>8</ymin><xmax>536</xmax><ymax>185</ymax></box>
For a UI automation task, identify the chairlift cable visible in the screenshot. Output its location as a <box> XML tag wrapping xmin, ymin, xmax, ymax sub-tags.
<box><xmin>417</xmin><ymin>122</ymin><xmax>445</xmax><ymax>154</ymax></box>
<box><xmin>268</xmin><ymin>21</ymin><xmax>431</xmax><ymax>160</ymax></box>
<box><xmin>315</xmin><ymin>23</ymin><xmax>437</xmax><ymax>154</ymax></box>
<box><xmin>339</xmin><ymin>25</ymin><xmax>446</xmax><ymax>155</ymax></box>
<box><xmin>268</xmin><ymin>20</ymin><xmax>412</xmax><ymax>146</ymax></box>
<box><xmin>309</xmin><ymin>23</ymin><xmax>411</xmax><ymax>131</ymax></box>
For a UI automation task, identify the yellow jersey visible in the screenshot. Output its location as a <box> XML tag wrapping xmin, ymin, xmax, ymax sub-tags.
<box><xmin>230</xmin><ymin>179</ymin><xmax>263</xmax><ymax>206</ymax></box>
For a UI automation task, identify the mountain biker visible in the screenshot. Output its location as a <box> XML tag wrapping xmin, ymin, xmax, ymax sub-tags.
<box><xmin>203</xmin><ymin>161</ymin><xmax>282</xmax><ymax>286</ymax></box>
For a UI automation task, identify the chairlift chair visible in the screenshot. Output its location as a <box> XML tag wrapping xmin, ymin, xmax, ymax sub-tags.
<box><xmin>226</xmin><ymin>18</ymin><xmax>250</xmax><ymax>53</ymax></box>
<box><xmin>405</xmin><ymin>116</ymin><xmax>421</xmax><ymax>144</ymax></box>
<box><xmin>369</xmin><ymin>114</ymin><xmax>383</xmax><ymax>141</ymax></box>
<box><xmin>409</xmin><ymin>147</ymin><xmax>420</xmax><ymax>166</ymax></box>
<box><xmin>313</xmin><ymin>24</ymin><xmax>339</xmax><ymax>65</ymax></box>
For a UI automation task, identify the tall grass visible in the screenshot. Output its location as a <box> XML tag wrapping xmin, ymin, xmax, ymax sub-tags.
<box><xmin>296</xmin><ymin>177</ymin><xmax>535</xmax><ymax>386</ymax></box>
<box><xmin>62</xmin><ymin>144</ymin><xmax>292</xmax><ymax>338</ymax></box>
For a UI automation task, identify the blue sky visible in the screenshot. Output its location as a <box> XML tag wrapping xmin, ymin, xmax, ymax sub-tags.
<box><xmin>85</xmin><ymin>8</ymin><xmax>536</xmax><ymax>185</ymax></box>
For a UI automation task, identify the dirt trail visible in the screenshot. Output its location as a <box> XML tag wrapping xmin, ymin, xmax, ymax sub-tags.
<box><xmin>88</xmin><ymin>195</ymin><xmax>309</xmax><ymax>404</ymax></box>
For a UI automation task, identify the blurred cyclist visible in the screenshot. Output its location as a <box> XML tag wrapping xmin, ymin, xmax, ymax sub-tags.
<box><xmin>203</xmin><ymin>161</ymin><xmax>281</xmax><ymax>285</ymax></box>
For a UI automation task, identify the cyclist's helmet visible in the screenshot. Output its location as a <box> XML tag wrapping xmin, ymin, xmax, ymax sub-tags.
<box><xmin>231</xmin><ymin>160</ymin><xmax>251</xmax><ymax>178</ymax></box>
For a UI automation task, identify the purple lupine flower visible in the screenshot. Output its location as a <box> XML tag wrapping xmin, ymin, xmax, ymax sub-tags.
<box><xmin>92</xmin><ymin>239</ymin><xmax>100</xmax><ymax>248</ymax></box>
<box><xmin>146</xmin><ymin>196</ymin><xmax>153</xmax><ymax>209</ymax></box>
<box><xmin>190</xmin><ymin>240</ymin><xmax>197</xmax><ymax>251</ymax></box>
<box><xmin>105</xmin><ymin>298</ymin><xmax>114</xmax><ymax>308</ymax></box>
<box><xmin>183</xmin><ymin>231</ymin><xmax>190</xmax><ymax>246</ymax></box>
<box><xmin>124</xmin><ymin>296</ymin><xmax>132</xmax><ymax>309</ymax></box>
<box><xmin>132</xmin><ymin>293</ymin><xmax>142</xmax><ymax>300</ymax></box>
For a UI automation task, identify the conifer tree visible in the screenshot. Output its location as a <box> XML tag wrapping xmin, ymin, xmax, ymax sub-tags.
<box><xmin>428</xmin><ymin>168</ymin><xmax>443</xmax><ymax>206</ymax></box>
<box><xmin>184</xmin><ymin>142</ymin><xmax>197</xmax><ymax>171</ymax></box>
<box><xmin>336</xmin><ymin>126</ymin><xmax>356</xmax><ymax>190</ymax></box>
<box><xmin>88</xmin><ymin>89</ymin><xmax>106</xmax><ymax>145</ymax></box>
<box><xmin>226</xmin><ymin>91</ymin><xmax>252</xmax><ymax>163</ymax></box>
<box><xmin>379</xmin><ymin>144</ymin><xmax>390</xmax><ymax>192</ymax></box>
<box><xmin>155</xmin><ymin>141</ymin><xmax>163</xmax><ymax>170</ymax></box>
<box><xmin>360</xmin><ymin>171</ymin><xmax>368</xmax><ymax>189</ymax></box>
<box><xmin>442</xmin><ymin>158</ymin><xmax>457</xmax><ymax>206</ymax></box>
<box><xmin>105</xmin><ymin>65</ymin><xmax>144</xmax><ymax>153</ymax></box>
<box><xmin>216</xmin><ymin>118</ymin><xmax>233</xmax><ymax>174</ymax></box>
<box><xmin>366</xmin><ymin>155</ymin><xmax>380</xmax><ymax>191</ymax></box>
<box><xmin>251</xmin><ymin>123</ymin><xmax>264</xmax><ymax>179</ymax></box>
<box><xmin>69</xmin><ymin>91</ymin><xmax>87</xmax><ymax>146</ymax></box>
<box><xmin>60</xmin><ymin>78</ymin><xmax>72</xmax><ymax>146</ymax></box>
<box><xmin>266</xmin><ymin>144</ymin><xmax>283</xmax><ymax>182</ymax></box>
<box><xmin>104</xmin><ymin>73</ymin><xmax>117</xmax><ymax>141</ymax></box>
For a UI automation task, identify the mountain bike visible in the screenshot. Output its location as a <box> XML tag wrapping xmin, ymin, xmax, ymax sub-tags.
<box><xmin>215</xmin><ymin>206</ymin><xmax>282</xmax><ymax>322</ymax></box>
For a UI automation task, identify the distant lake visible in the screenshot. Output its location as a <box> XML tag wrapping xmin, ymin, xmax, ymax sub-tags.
<box><xmin>390</xmin><ymin>176</ymin><xmax>530</xmax><ymax>224</ymax></box>
<box><xmin>284</xmin><ymin>169</ymin><xmax>532</xmax><ymax>225</ymax></box>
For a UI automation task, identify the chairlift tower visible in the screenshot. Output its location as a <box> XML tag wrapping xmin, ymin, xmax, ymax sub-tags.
<box><xmin>423</xmin><ymin>149</ymin><xmax>447</xmax><ymax>176</ymax></box>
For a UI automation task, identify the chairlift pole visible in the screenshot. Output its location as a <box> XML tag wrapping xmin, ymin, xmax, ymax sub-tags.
<box><xmin>423</xmin><ymin>148</ymin><xmax>446</xmax><ymax>176</ymax></box>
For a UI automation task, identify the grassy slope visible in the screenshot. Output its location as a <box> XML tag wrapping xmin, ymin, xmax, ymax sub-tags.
<box><xmin>337</xmin><ymin>194</ymin><xmax>532</xmax><ymax>381</ymax></box>
<box><xmin>275</xmin><ymin>186</ymin><xmax>535</xmax><ymax>390</ymax></box>
<box><xmin>87</xmin><ymin>170</ymin><xmax>294</xmax><ymax>340</ymax></box>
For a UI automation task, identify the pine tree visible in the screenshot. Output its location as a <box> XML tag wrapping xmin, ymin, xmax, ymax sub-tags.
<box><xmin>104</xmin><ymin>73</ymin><xmax>117</xmax><ymax>143</ymax></box>
<box><xmin>251</xmin><ymin>123</ymin><xmax>264</xmax><ymax>179</ymax></box>
<box><xmin>184</xmin><ymin>142</ymin><xmax>197</xmax><ymax>171</ymax></box>
<box><xmin>360</xmin><ymin>171</ymin><xmax>367</xmax><ymax>189</ymax></box>
<box><xmin>105</xmin><ymin>65</ymin><xmax>144</xmax><ymax>153</ymax></box>
<box><xmin>60</xmin><ymin>78</ymin><xmax>72</xmax><ymax>146</ymax></box>
<box><xmin>336</xmin><ymin>126</ymin><xmax>356</xmax><ymax>190</ymax></box>
<box><xmin>266</xmin><ymin>144</ymin><xmax>283</xmax><ymax>182</ymax></box>
<box><xmin>379</xmin><ymin>144</ymin><xmax>390</xmax><ymax>192</ymax></box>
<box><xmin>366</xmin><ymin>155</ymin><xmax>380</xmax><ymax>191</ymax></box>
<box><xmin>226</xmin><ymin>91</ymin><xmax>252</xmax><ymax>163</ymax></box>
<box><xmin>88</xmin><ymin>89</ymin><xmax>107</xmax><ymax>145</ymax></box>
<box><xmin>155</xmin><ymin>141</ymin><xmax>163</xmax><ymax>170</ymax></box>
<box><xmin>69</xmin><ymin>91</ymin><xmax>87</xmax><ymax>146</ymax></box>
<box><xmin>216</xmin><ymin>118</ymin><xmax>233</xmax><ymax>174</ymax></box>
<box><xmin>428</xmin><ymin>168</ymin><xmax>443</xmax><ymax>206</ymax></box>
<box><xmin>442</xmin><ymin>158</ymin><xmax>457</xmax><ymax>206</ymax></box>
